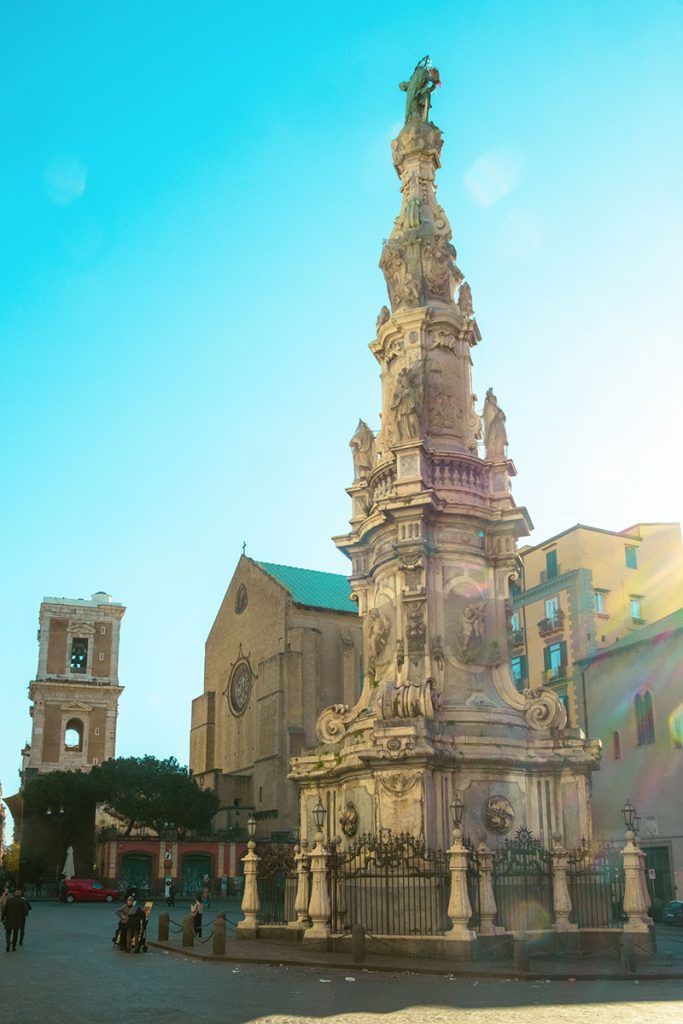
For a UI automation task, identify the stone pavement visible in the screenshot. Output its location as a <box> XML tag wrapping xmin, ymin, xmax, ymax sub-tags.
<box><xmin>4</xmin><ymin>903</ymin><xmax>683</xmax><ymax>1024</ymax></box>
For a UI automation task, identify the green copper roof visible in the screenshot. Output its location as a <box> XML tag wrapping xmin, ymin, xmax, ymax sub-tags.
<box><xmin>256</xmin><ymin>561</ymin><xmax>358</xmax><ymax>614</ymax></box>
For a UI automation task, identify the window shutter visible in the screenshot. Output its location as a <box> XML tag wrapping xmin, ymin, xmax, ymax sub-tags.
<box><xmin>520</xmin><ymin>655</ymin><xmax>528</xmax><ymax>681</ymax></box>
<box><xmin>559</xmin><ymin>640</ymin><xmax>568</xmax><ymax>667</ymax></box>
<box><xmin>543</xmin><ymin>646</ymin><xmax>551</xmax><ymax>671</ymax></box>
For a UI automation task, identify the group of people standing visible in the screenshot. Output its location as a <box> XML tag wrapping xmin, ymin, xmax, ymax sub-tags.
<box><xmin>1</xmin><ymin>885</ymin><xmax>31</xmax><ymax>952</ymax></box>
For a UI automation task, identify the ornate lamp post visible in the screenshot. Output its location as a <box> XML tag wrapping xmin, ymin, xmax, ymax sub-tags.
<box><xmin>237</xmin><ymin>814</ymin><xmax>260</xmax><ymax>938</ymax></box>
<box><xmin>445</xmin><ymin>792</ymin><xmax>475</xmax><ymax>943</ymax></box>
<box><xmin>304</xmin><ymin>797</ymin><xmax>331</xmax><ymax>943</ymax></box>
<box><xmin>620</xmin><ymin>799</ymin><xmax>652</xmax><ymax>935</ymax></box>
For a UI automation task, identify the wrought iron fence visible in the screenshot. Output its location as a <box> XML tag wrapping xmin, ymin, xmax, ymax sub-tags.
<box><xmin>256</xmin><ymin>844</ymin><xmax>296</xmax><ymax>925</ymax></box>
<box><xmin>327</xmin><ymin>831</ymin><xmax>450</xmax><ymax>936</ymax></box>
<box><xmin>493</xmin><ymin>827</ymin><xmax>554</xmax><ymax>931</ymax></box>
<box><xmin>567</xmin><ymin>841</ymin><xmax>624</xmax><ymax>928</ymax></box>
<box><xmin>465</xmin><ymin>838</ymin><xmax>481</xmax><ymax>931</ymax></box>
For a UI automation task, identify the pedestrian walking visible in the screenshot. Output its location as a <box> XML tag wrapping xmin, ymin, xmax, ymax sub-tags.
<box><xmin>190</xmin><ymin>894</ymin><xmax>203</xmax><ymax>938</ymax></box>
<box><xmin>166</xmin><ymin>881</ymin><xmax>176</xmax><ymax>908</ymax></box>
<box><xmin>18</xmin><ymin>891</ymin><xmax>31</xmax><ymax>946</ymax></box>
<box><xmin>0</xmin><ymin>885</ymin><xmax>10</xmax><ymax>914</ymax></box>
<box><xmin>2</xmin><ymin>889</ymin><xmax>28</xmax><ymax>952</ymax></box>
<box><xmin>202</xmin><ymin>875</ymin><xmax>211</xmax><ymax>909</ymax></box>
<box><xmin>35</xmin><ymin>877</ymin><xmax>43</xmax><ymax>898</ymax></box>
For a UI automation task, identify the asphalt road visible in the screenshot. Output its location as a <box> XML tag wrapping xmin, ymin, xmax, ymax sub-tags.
<box><xmin>2</xmin><ymin>903</ymin><xmax>682</xmax><ymax>1024</ymax></box>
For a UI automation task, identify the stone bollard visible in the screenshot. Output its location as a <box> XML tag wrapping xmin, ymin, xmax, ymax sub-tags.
<box><xmin>182</xmin><ymin>915</ymin><xmax>194</xmax><ymax>947</ymax></box>
<box><xmin>157</xmin><ymin>912</ymin><xmax>169</xmax><ymax>942</ymax></box>
<box><xmin>304</xmin><ymin>830</ymin><xmax>331</xmax><ymax>943</ymax></box>
<box><xmin>351</xmin><ymin>923</ymin><xmax>366</xmax><ymax>964</ymax></box>
<box><xmin>213</xmin><ymin>913</ymin><xmax>226</xmax><ymax>956</ymax></box>
<box><xmin>513</xmin><ymin>935</ymin><xmax>529</xmax><ymax>974</ymax></box>
<box><xmin>621</xmin><ymin>933</ymin><xmax>636</xmax><ymax>974</ymax></box>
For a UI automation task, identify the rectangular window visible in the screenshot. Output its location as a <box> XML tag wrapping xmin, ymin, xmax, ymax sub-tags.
<box><xmin>630</xmin><ymin>596</ymin><xmax>642</xmax><ymax>621</ymax></box>
<box><xmin>98</xmin><ymin>652</ymin><xmax>105</xmax><ymax>661</ymax></box>
<box><xmin>545</xmin><ymin>597</ymin><xmax>559</xmax><ymax>621</ymax></box>
<box><xmin>511</xmin><ymin>655</ymin><xmax>527</xmax><ymax>689</ymax></box>
<box><xmin>70</xmin><ymin>638</ymin><xmax>88</xmax><ymax>673</ymax></box>
<box><xmin>594</xmin><ymin>591</ymin><xmax>606</xmax><ymax>614</ymax></box>
<box><xmin>545</xmin><ymin>549</ymin><xmax>558</xmax><ymax>579</ymax></box>
<box><xmin>544</xmin><ymin>640</ymin><xmax>567</xmax><ymax>680</ymax></box>
<box><xmin>510</xmin><ymin>612</ymin><xmax>520</xmax><ymax>632</ymax></box>
<box><xmin>625</xmin><ymin>546</ymin><xmax>638</xmax><ymax>569</ymax></box>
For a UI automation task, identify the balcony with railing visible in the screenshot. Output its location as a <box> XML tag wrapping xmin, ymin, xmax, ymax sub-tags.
<box><xmin>538</xmin><ymin>609</ymin><xmax>565</xmax><ymax>637</ymax></box>
<box><xmin>543</xmin><ymin>665</ymin><xmax>567</xmax><ymax>684</ymax></box>
<box><xmin>509</xmin><ymin>628</ymin><xmax>525</xmax><ymax>649</ymax></box>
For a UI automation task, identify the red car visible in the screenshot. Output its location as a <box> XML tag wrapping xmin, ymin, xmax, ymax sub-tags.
<box><xmin>60</xmin><ymin>878</ymin><xmax>119</xmax><ymax>903</ymax></box>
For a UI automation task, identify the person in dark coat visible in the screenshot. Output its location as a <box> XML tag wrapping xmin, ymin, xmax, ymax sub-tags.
<box><xmin>18</xmin><ymin>891</ymin><xmax>31</xmax><ymax>946</ymax></box>
<box><xmin>2</xmin><ymin>890</ymin><xmax>28</xmax><ymax>952</ymax></box>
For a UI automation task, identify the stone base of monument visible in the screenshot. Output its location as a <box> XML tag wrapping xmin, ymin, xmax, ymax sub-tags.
<box><xmin>330</xmin><ymin>933</ymin><xmax>477</xmax><ymax>962</ymax></box>
<box><xmin>255</xmin><ymin>924</ymin><xmax>303</xmax><ymax>944</ymax></box>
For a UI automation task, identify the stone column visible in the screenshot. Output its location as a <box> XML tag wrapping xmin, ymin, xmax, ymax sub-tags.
<box><xmin>445</xmin><ymin>828</ymin><xmax>476</xmax><ymax>942</ymax></box>
<box><xmin>476</xmin><ymin>839</ymin><xmax>499</xmax><ymax>936</ymax></box>
<box><xmin>237</xmin><ymin>838</ymin><xmax>260</xmax><ymax>938</ymax></box>
<box><xmin>551</xmin><ymin>834</ymin><xmax>577</xmax><ymax>931</ymax></box>
<box><xmin>621</xmin><ymin>831</ymin><xmax>653</xmax><ymax>933</ymax></box>
<box><xmin>288</xmin><ymin>842</ymin><xmax>310</xmax><ymax>929</ymax></box>
<box><xmin>304</xmin><ymin>831</ymin><xmax>330</xmax><ymax>943</ymax></box>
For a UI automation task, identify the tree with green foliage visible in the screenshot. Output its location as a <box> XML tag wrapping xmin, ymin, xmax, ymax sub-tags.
<box><xmin>92</xmin><ymin>756</ymin><xmax>218</xmax><ymax>837</ymax></box>
<box><xmin>22</xmin><ymin>756</ymin><xmax>218</xmax><ymax>839</ymax></box>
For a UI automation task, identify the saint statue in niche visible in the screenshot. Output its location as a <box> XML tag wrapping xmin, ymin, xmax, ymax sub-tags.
<box><xmin>483</xmin><ymin>388</ymin><xmax>508</xmax><ymax>460</ymax></box>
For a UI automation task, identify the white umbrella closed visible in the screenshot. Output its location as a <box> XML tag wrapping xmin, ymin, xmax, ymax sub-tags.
<box><xmin>62</xmin><ymin>846</ymin><xmax>76</xmax><ymax>879</ymax></box>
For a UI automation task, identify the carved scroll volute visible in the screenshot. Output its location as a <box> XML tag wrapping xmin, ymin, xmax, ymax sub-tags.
<box><xmin>522</xmin><ymin>687</ymin><xmax>567</xmax><ymax>731</ymax></box>
<box><xmin>315</xmin><ymin>703</ymin><xmax>351</xmax><ymax>744</ymax></box>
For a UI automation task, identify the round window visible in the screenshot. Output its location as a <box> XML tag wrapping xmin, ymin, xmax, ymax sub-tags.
<box><xmin>235</xmin><ymin>584</ymin><xmax>248</xmax><ymax>614</ymax></box>
<box><xmin>229</xmin><ymin>661</ymin><xmax>252</xmax><ymax>716</ymax></box>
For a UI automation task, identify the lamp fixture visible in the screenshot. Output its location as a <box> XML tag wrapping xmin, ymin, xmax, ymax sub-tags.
<box><xmin>449</xmin><ymin>792</ymin><xmax>464</xmax><ymax>828</ymax></box>
<box><xmin>313</xmin><ymin>796</ymin><xmax>326</xmax><ymax>831</ymax></box>
<box><xmin>247</xmin><ymin>814</ymin><xmax>257</xmax><ymax>839</ymax></box>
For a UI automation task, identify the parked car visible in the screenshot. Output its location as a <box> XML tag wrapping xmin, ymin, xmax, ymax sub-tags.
<box><xmin>60</xmin><ymin>879</ymin><xmax>119</xmax><ymax>903</ymax></box>
<box><xmin>662</xmin><ymin>900</ymin><xmax>683</xmax><ymax>926</ymax></box>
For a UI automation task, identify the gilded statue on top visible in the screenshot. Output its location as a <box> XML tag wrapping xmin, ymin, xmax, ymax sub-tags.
<box><xmin>399</xmin><ymin>56</ymin><xmax>441</xmax><ymax>122</ymax></box>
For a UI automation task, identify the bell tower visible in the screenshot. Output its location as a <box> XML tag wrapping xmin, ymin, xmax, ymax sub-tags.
<box><xmin>23</xmin><ymin>592</ymin><xmax>125</xmax><ymax>779</ymax></box>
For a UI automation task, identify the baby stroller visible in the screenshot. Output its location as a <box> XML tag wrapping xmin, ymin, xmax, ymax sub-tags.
<box><xmin>127</xmin><ymin>906</ymin><xmax>149</xmax><ymax>953</ymax></box>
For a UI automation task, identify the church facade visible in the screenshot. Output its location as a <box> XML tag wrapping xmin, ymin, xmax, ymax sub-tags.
<box><xmin>190</xmin><ymin>556</ymin><xmax>362</xmax><ymax>838</ymax></box>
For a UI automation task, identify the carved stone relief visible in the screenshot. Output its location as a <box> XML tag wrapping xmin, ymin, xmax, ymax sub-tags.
<box><xmin>339</xmin><ymin>801</ymin><xmax>359</xmax><ymax>837</ymax></box>
<box><xmin>484</xmin><ymin>795</ymin><xmax>515</xmax><ymax>834</ymax></box>
<box><xmin>405</xmin><ymin>603</ymin><xmax>426</xmax><ymax>653</ymax></box>
<box><xmin>390</xmin><ymin>361</ymin><xmax>424</xmax><ymax>441</ymax></box>
<box><xmin>365</xmin><ymin>608</ymin><xmax>391</xmax><ymax>675</ymax></box>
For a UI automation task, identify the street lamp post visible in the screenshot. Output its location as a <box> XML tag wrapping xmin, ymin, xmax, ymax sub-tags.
<box><xmin>620</xmin><ymin>799</ymin><xmax>652</xmax><ymax>936</ymax></box>
<box><xmin>304</xmin><ymin>797</ymin><xmax>330</xmax><ymax>943</ymax></box>
<box><xmin>237</xmin><ymin>814</ymin><xmax>260</xmax><ymax>938</ymax></box>
<box><xmin>445</xmin><ymin>792</ymin><xmax>475</xmax><ymax>943</ymax></box>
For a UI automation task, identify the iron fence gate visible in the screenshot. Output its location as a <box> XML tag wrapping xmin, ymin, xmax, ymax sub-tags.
<box><xmin>567</xmin><ymin>841</ymin><xmax>624</xmax><ymax>928</ymax></box>
<box><xmin>493</xmin><ymin>827</ymin><xmax>554</xmax><ymax>931</ymax></box>
<box><xmin>256</xmin><ymin>845</ymin><xmax>296</xmax><ymax>925</ymax></box>
<box><xmin>328</xmin><ymin>831</ymin><xmax>450</xmax><ymax>936</ymax></box>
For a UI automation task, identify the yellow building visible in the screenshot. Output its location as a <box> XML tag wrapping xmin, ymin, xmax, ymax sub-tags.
<box><xmin>511</xmin><ymin>523</ymin><xmax>683</xmax><ymax>727</ymax></box>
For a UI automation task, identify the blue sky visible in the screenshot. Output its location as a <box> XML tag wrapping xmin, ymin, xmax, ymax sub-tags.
<box><xmin>2</xmin><ymin>2</ymin><xmax>682</xmax><ymax>828</ymax></box>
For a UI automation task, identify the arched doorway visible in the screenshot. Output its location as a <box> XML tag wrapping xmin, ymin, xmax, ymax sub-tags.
<box><xmin>182</xmin><ymin>854</ymin><xmax>212</xmax><ymax>896</ymax></box>
<box><xmin>120</xmin><ymin>853</ymin><xmax>152</xmax><ymax>896</ymax></box>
